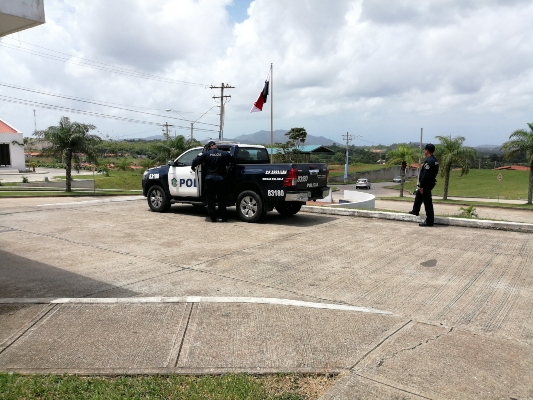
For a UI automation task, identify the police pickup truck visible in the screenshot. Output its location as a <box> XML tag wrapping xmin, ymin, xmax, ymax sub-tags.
<box><xmin>142</xmin><ymin>143</ymin><xmax>330</xmax><ymax>223</ymax></box>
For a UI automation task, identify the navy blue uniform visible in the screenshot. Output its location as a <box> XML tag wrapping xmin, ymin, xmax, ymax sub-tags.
<box><xmin>412</xmin><ymin>154</ymin><xmax>439</xmax><ymax>225</ymax></box>
<box><xmin>191</xmin><ymin>148</ymin><xmax>235</xmax><ymax>221</ymax></box>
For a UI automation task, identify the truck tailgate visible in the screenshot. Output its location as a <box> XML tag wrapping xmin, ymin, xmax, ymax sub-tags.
<box><xmin>294</xmin><ymin>164</ymin><xmax>328</xmax><ymax>190</ymax></box>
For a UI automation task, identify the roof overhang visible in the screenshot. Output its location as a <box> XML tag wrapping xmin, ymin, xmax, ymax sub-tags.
<box><xmin>0</xmin><ymin>0</ymin><xmax>45</xmax><ymax>37</ymax></box>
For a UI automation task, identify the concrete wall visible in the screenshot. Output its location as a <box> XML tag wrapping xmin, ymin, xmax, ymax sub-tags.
<box><xmin>0</xmin><ymin>132</ymin><xmax>26</xmax><ymax>171</ymax></box>
<box><xmin>328</xmin><ymin>190</ymin><xmax>375</xmax><ymax>209</ymax></box>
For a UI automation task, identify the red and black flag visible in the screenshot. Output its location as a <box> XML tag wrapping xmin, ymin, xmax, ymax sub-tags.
<box><xmin>250</xmin><ymin>80</ymin><xmax>269</xmax><ymax>113</ymax></box>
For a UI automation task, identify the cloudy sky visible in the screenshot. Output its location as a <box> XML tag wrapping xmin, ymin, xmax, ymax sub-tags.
<box><xmin>1</xmin><ymin>0</ymin><xmax>532</xmax><ymax>146</ymax></box>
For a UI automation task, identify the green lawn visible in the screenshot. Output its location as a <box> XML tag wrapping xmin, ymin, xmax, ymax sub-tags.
<box><xmin>0</xmin><ymin>373</ymin><xmax>334</xmax><ymax>400</ymax></box>
<box><xmin>391</xmin><ymin>169</ymin><xmax>530</xmax><ymax>201</ymax></box>
<box><xmin>60</xmin><ymin>170</ymin><xmax>144</xmax><ymax>191</ymax></box>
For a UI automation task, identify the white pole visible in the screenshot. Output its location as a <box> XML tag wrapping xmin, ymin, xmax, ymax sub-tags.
<box><xmin>419</xmin><ymin>128</ymin><xmax>423</xmax><ymax>176</ymax></box>
<box><xmin>270</xmin><ymin>63</ymin><xmax>273</xmax><ymax>164</ymax></box>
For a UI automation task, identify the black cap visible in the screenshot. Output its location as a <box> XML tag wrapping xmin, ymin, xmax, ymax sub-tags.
<box><xmin>424</xmin><ymin>143</ymin><xmax>435</xmax><ymax>152</ymax></box>
<box><xmin>206</xmin><ymin>141</ymin><xmax>217</xmax><ymax>147</ymax></box>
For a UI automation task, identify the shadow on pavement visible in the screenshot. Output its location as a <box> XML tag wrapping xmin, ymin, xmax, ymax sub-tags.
<box><xmin>162</xmin><ymin>204</ymin><xmax>339</xmax><ymax>227</ymax></box>
<box><xmin>0</xmin><ymin>250</ymin><xmax>138</xmax><ymax>306</ymax></box>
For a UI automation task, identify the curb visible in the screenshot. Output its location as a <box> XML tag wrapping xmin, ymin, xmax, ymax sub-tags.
<box><xmin>301</xmin><ymin>205</ymin><xmax>533</xmax><ymax>233</ymax></box>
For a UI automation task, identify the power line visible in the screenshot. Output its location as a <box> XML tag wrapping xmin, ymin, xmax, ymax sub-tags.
<box><xmin>0</xmin><ymin>95</ymin><xmax>218</xmax><ymax>133</ymax></box>
<box><xmin>0</xmin><ymin>39</ymin><xmax>209</xmax><ymax>87</ymax></box>
<box><xmin>0</xmin><ymin>82</ymin><xmax>218</xmax><ymax>127</ymax></box>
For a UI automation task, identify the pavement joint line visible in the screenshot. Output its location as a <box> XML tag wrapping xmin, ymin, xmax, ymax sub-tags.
<box><xmin>376</xmin><ymin>326</ymin><xmax>454</xmax><ymax>368</ymax></box>
<box><xmin>174</xmin><ymin>303</ymin><xmax>195</xmax><ymax>368</ymax></box>
<box><xmin>0</xmin><ymin>296</ymin><xmax>394</xmax><ymax>315</ymax></box>
<box><xmin>350</xmin><ymin>373</ymin><xmax>434</xmax><ymax>400</ymax></box>
<box><xmin>349</xmin><ymin>319</ymin><xmax>412</xmax><ymax>371</ymax></box>
<box><xmin>0</xmin><ymin>304</ymin><xmax>59</xmax><ymax>356</ymax></box>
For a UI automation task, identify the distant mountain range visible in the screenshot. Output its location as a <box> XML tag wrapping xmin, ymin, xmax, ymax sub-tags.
<box><xmin>143</xmin><ymin>130</ymin><xmax>339</xmax><ymax>146</ymax></box>
<box><xmin>231</xmin><ymin>130</ymin><xmax>338</xmax><ymax>146</ymax></box>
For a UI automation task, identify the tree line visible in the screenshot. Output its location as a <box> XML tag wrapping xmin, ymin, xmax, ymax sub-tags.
<box><xmin>385</xmin><ymin>124</ymin><xmax>533</xmax><ymax>204</ymax></box>
<box><xmin>32</xmin><ymin>117</ymin><xmax>533</xmax><ymax>204</ymax></box>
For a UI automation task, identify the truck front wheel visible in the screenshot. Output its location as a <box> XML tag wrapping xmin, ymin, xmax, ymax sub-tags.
<box><xmin>147</xmin><ymin>185</ymin><xmax>171</xmax><ymax>212</ymax></box>
<box><xmin>237</xmin><ymin>190</ymin><xmax>264</xmax><ymax>223</ymax></box>
<box><xmin>275</xmin><ymin>201</ymin><xmax>302</xmax><ymax>216</ymax></box>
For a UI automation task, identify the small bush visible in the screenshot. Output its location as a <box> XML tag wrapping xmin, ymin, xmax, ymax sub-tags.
<box><xmin>458</xmin><ymin>205</ymin><xmax>478</xmax><ymax>218</ymax></box>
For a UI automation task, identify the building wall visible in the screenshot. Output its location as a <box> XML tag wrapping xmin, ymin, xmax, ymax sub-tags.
<box><xmin>0</xmin><ymin>132</ymin><xmax>26</xmax><ymax>170</ymax></box>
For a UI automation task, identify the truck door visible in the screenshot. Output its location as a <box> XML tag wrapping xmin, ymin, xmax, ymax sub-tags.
<box><xmin>168</xmin><ymin>148</ymin><xmax>202</xmax><ymax>197</ymax></box>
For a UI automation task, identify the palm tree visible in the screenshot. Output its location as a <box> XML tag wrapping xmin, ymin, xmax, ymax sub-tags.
<box><xmin>115</xmin><ymin>158</ymin><xmax>132</xmax><ymax>171</ymax></box>
<box><xmin>435</xmin><ymin>135</ymin><xmax>477</xmax><ymax>200</ymax></box>
<box><xmin>151</xmin><ymin>135</ymin><xmax>188</xmax><ymax>164</ymax></box>
<box><xmin>140</xmin><ymin>158</ymin><xmax>155</xmax><ymax>174</ymax></box>
<box><xmin>501</xmin><ymin>123</ymin><xmax>533</xmax><ymax>204</ymax></box>
<box><xmin>34</xmin><ymin>117</ymin><xmax>101</xmax><ymax>192</ymax></box>
<box><xmin>386</xmin><ymin>145</ymin><xmax>419</xmax><ymax>197</ymax></box>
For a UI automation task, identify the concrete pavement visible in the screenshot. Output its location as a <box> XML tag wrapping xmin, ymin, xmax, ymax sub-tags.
<box><xmin>1</xmin><ymin>197</ymin><xmax>532</xmax><ymax>399</ymax></box>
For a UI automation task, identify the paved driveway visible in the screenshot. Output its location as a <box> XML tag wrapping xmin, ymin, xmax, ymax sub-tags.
<box><xmin>1</xmin><ymin>197</ymin><xmax>532</xmax><ymax>399</ymax></box>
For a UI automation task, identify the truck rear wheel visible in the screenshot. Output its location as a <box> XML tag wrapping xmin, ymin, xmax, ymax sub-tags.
<box><xmin>237</xmin><ymin>190</ymin><xmax>264</xmax><ymax>223</ymax></box>
<box><xmin>147</xmin><ymin>185</ymin><xmax>171</xmax><ymax>212</ymax></box>
<box><xmin>275</xmin><ymin>202</ymin><xmax>302</xmax><ymax>216</ymax></box>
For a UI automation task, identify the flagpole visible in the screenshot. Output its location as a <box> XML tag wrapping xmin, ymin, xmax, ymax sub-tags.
<box><xmin>270</xmin><ymin>63</ymin><xmax>273</xmax><ymax>164</ymax></box>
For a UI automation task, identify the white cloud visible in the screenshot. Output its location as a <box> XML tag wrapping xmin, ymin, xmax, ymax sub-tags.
<box><xmin>0</xmin><ymin>0</ymin><xmax>532</xmax><ymax>146</ymax></box>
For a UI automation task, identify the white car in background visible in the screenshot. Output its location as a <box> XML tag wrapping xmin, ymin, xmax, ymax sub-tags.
<box><xmin>355</xmin><ymin>178</ymin><xmax>371</xmax><ymax>189</ymax></box>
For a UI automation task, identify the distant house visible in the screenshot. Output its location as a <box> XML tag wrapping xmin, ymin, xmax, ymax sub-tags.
<box><xmin>406</xmin><ymin>163</ymin><xmax>421</xmax><ymax>178</ymax></box>
<box><xmin>0</xmin><ymin>119</ymin><xmax>26</xmax><ymax>171</ymax></box>
<box><xmin>494</xmin><ymin>165</ymin><xmax>530</xmax><ymax>171</ymax></box>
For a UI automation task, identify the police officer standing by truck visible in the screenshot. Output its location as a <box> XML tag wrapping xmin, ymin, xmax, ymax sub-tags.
<box><xmin>409</xmin><ymin>143</ymin><xmax>439</xmax><ymax>227</ymax></box>
<box><xmin>191</xmin><ymin>141</ymin><xmax>235</xmax><ymax>222</ymax></box>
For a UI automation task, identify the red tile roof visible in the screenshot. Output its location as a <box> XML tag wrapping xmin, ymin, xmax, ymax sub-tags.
<box><xmin>494</xmin><ymin>165</ymin><xmax>530</xmax><ymax>171</ymax></box>
<box><xmin>0</xmin><ymin>119</ymin><xmax>19</xmax><ymax>133</ymax></box>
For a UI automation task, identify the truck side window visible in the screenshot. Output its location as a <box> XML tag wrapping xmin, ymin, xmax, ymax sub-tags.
<box><xmin>236</xmin><ymin>148</ymin><xmax>270</xmax><ymax>163</ymax></box>
<box><xmin>176</xmin><ymin>149</ymin><xmax>201</xmax><ymax>166</ymax></box>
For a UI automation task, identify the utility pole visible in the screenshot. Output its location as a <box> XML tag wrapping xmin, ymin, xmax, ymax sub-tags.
<box><xmin>160</xmin><ymin>122</ymin><xmax>174</xmax><ymax>139</ymax></box>
<box><xmin>342</xmin><ymin>132</ymin><xmax>354</xmax><ymax>183</ymax></box>
<box><xmin>33</xmin><ymin>109</ymin><xmax>37</xmax><ymax>134</ymax></box>
<box><xmin>210</xmin><ymin>83</ymin><xmax>234</xmax><ymax>141</ymax></box>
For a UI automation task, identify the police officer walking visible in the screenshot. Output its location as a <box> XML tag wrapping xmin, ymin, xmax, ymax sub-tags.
<box><xmin>409</xmin><ymin>143</ymin><xmax>439</xmax><ymax>227</ymax></box>
<box><xmin>191</xmin><ymin>141</ymin><xmax>235</xmax><ymax>222</ymax></box>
